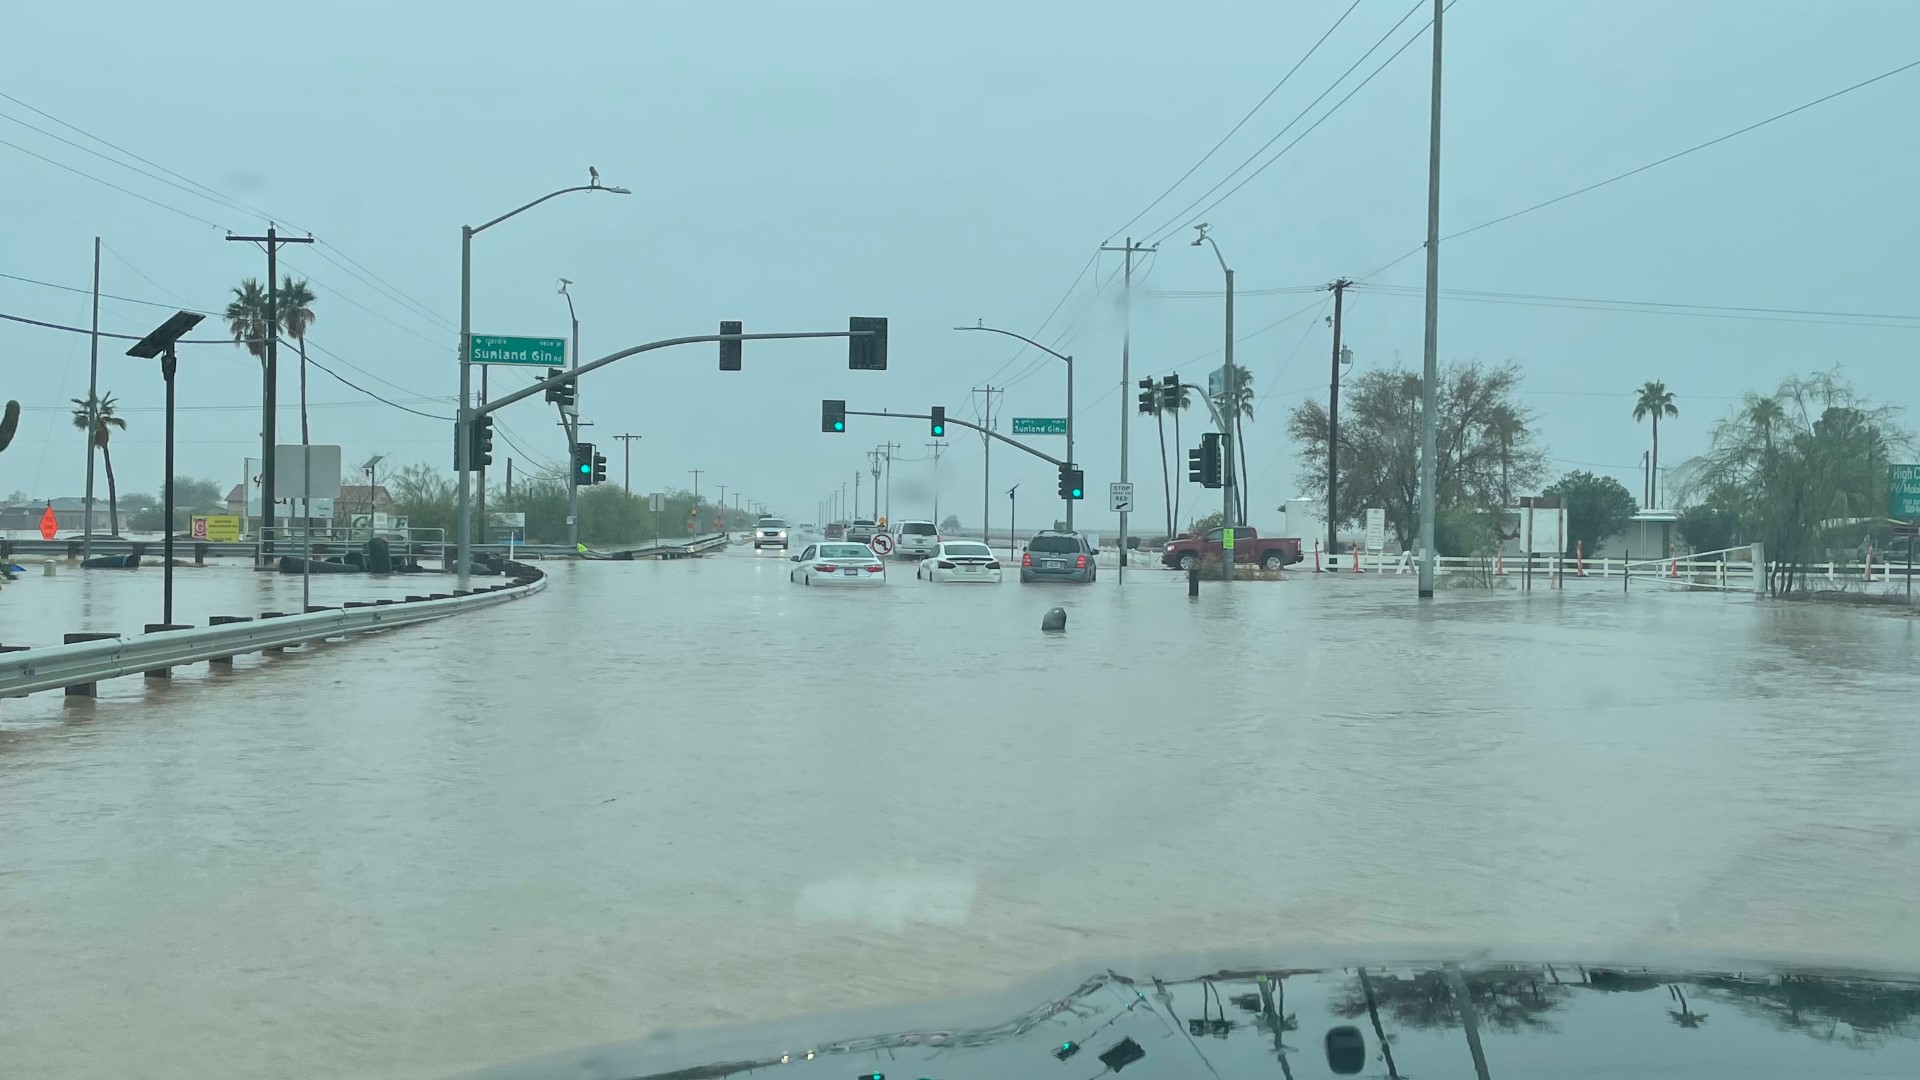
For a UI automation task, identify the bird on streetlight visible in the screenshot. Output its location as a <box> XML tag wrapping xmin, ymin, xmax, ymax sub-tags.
<box><xmin>588</xmin><ymin>165</ymin><xmax>600</xmax><ymax>187</ymax></box>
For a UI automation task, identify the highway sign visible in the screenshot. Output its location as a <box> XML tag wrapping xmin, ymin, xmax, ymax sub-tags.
<box><xmin>1012</xmin><ymin>417</ymin><xmax>1068</xmax><ymax>435</ymax></box>
<box><xmin>1890</xmin><ymin>464</ymin><xmax>1920</xmax><ymax>519</ymax></box>
<box><xmin>1109</xmin><ymin>482</ymin><xmax>1134</xmax><ymax>513</ymax></box>
<box><xmin>869</xmin><ymin>531</ymin><xmax>894</xmax><ymax>556</ymax></box>
<box><xmin>1365</xmin><ymin>507</ymin><xmax>1386</xmax><ymax>552</ymax></box>
<box><xmin>469</xmin><ymin>334</ymin><xmax>565</xmax><ymax>367</ymax></box>
<box><xmin>649</xmin><ymin>492</ymin><xmax>666</xmax><ymax>512</ymax></box>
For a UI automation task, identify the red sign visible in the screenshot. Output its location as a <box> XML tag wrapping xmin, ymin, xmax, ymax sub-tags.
<box><xmin>869</xmin><ymin>531</ymin><xmax>894</xmax><ymax>556</ymax></box>
<box><xmin>38</xmin><ymin>502</ymin><xmax>57</xmax><ymax>540</ymax></box>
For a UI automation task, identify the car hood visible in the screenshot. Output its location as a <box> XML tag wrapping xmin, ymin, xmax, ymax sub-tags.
<box><xmin>447</xmin><ymin>948</ymin><xmax>1920</xmax><ymax>1079</ymax></box>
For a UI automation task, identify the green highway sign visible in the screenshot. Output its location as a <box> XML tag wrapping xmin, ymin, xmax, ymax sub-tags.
<box><xmin>1012</xmin><ymin>417</ymin><xmax>1068</xmax><ymax>435</ymax></box>
<box><xmin>1891</xmin><ymin>464</ymin><xmax>1920</xmax><ymax>519</ymax></box>
<box><xmin>469</xmin><ymin>334</ymin><xmax>565</xmax><ymax>367</ymax></box>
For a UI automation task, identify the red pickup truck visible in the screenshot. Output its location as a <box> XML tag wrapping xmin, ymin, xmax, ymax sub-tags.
<box><xmin>1161</xmin><ymin>527</ymin><xmax>1304</xmax><ymax>571</ymax></box>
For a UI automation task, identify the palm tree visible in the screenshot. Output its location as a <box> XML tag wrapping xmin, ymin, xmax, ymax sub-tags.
<box><xmin>1166</xmin><ymin>381</ymin><xmax>1193</xmax><ymax>534</ymax></box>
<box><xmin>1633</xmin><ymin>380</ymin><xmax>1678</xmax><ymax>506</ymax></box>
<box><xmin>1230</xmin><ymin>367</ymin><xmax>1256</xmax><ymax>522</ymax></box>
<box><xmin>71</xmin><ymin>392</ymin><xmax>127</xmax><ymax>536</ymax></box>
<box><xmin>225</xmin><ymin>278</ymin><xmax>271</xmax><ymax>363</ymax></box>
<box><xmin>277</xmin><ymin>276</ymin><xmax>319</xmax><ymax>440</ymax></box>
<box><xmin>1486</xmin><ymin>404</ymin><xmax>1525</xmax><ymax>508</ymax></box>
<box><xmin>1743</xmin><ymin>394</ymin><xmax>1786</xmax><ymax>453</ymax></box>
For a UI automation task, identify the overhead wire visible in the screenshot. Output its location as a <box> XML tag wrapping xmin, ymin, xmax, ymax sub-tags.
<box><xmin>1102</xmin><ymin>0</ymin><xmax>1367</xmax><ymax>244</ymax></box>
<box><xmin>0</xmin><ymin>134</ymin><xmax>226</xmax><ymax>230</ymax></box>
<box><xmin>1139</xmin><ymin>0</ymin><xmax>1436</xmax><ymax>246</ymax></box>
<box><xmin>1150</xmin><ymin>0</ymin><xmax>1454</xmax><ymax>246</ymax></box>
<box><xmin>1358</xmin><ymin>55</ymin><xmax>1920</xmax><ymax>281</ymax></box>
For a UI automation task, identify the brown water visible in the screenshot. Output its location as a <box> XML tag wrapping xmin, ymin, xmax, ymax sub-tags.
<box><xmin>2</xmin><ymin>549</ymin><xmax>1916</xmax><ymax>1079</ymax></box>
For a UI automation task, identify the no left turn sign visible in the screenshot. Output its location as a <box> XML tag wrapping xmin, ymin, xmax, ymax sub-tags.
<box><xmin>869</xmin><ymin>532</ymin><xmax>894</xmax><ymax>556</ymax></box>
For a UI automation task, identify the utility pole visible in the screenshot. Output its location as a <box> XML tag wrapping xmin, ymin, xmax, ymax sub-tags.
<box><xmin>1101</xmin><ymin>237</ymin><xmax>1155</xmax><ymax>582</ymax></box>
<box><xmin>1326</xmin><ymin>277</ymin><xmax>1353</xmax><ymax>565</ymax></box>
<box><xmin>226</xmin><ymin>224</ymin><xmax>314</xmax><ymax>559</ymax></box>
<box><xmin>718</xmin><ymin>484</ymin><xmax>729</xmax><ymax>515</ymax></box>
<box><xmin>854</xmin><ymin>471</ymin><xmax>863</xmax><ymax>520</ymax></box>
<box><xmin>880</xmin><ymin>441</ymin><xmax>901</xmax><ymax>521</ymax></box>
<box><xmin>82</xmin><ymin>236</ymin><xmax>100</xmax><ymax>562</ymax></box>
<box><xmin>613</xmin><ymin>433</ymin><xmax>641</xmax><ymax>493</ymax></box>
<box><xmin>689</xmin><ymin>468</ymin><xmax>703</xmax><ymax>511</ymax></box>
<box><xmin>1416</xmin><ymin>0</ymin><xmax>1445</xmax><ymax>599</ymax></box>
<box><xmin>927</xmin><ymin>440</ymin><xmax>946</xmax><ymax>526</ymax></box>
<box><xmin>867</xmin><ymin>448</ymin><xmax>884</xmax><ymax>520</ymax></box>
<box><xmin>973</xmin><ymin>385</ymin><xmax>1002</xmax><ymax>543</ymax></box>
<box><xmin>557</xmin><ymin>280</ymin><xmax>585</xmax><ymax>547</ymax></box>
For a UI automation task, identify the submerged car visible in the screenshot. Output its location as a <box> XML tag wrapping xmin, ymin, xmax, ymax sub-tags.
<box><xmin>916</xmin><ymin>540</ymin><xmax>1002</xmax><ymax>582</ymax></box>
<box><xmin>787</xmin><ymin>542</ymin><xmax>886</xmax><ymax>586</ymax></box>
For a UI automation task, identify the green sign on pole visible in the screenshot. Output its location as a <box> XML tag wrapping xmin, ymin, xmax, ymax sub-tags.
<box><xmin>469</xmin><ymin>334</ymin><xmax>566</xmax><ymax>367</ymax></box>
<box><xmin>1222</xmin><ymin>527</ymin><xmax>1235</xmax><ymax>550</ymax></box>
<box><xmin>1891</xmin><ymin>464</ymin><xmax>1920</xmax><ymax>519</ymax></box>
<box><xmin>1012</xmin><ymin>417</ymin><xmax>1068</xmax><ymax>435</ymax></box>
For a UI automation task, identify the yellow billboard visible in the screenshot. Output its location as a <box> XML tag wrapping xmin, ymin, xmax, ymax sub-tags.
<box><xmin>192</xmin><ymin>515</ymin><xmax>242</xmax><ymax>542</ymax></box>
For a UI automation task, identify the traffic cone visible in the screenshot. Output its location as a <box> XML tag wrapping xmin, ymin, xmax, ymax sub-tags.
<box><xmin>1313</xmin><ymin>539</ymin><xmax>1322</xmax><ymax>573</ymax></box>
<box><xmin>1576</xmin><ymin>540</ymin><xmax>1586</xmax><ymax>577</ymax></box>
<box><xmin>1495</xmin><ymin>549</ymin><xmax>1505</xmax><ymax>576</ymax></box>
<box><xmin>1351</xmin><ymin>541</ymin><xmax>1362</xmax><ymax>573</ymax></box>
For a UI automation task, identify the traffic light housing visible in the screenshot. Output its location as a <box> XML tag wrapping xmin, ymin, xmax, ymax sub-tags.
<box><xmin>1161</xmin><ymin>373</ymin><xmax>1181</xmax><ymax>409</ymax></box>
<box><xmin>848</xmin><ymin>316</ymin><xmax>888</xmax><ymax>370</ymax></box>
<box><xmin>1058</xmin><ymin>464</ymin><xmax>1084</xmax><ymax>500</ymax></box>
<box><xmin>468</xmin><ymin>414</ymin><xmax>494</xmax><ymax>468</ymax></box>
<box><xmin>930</xmin><ymin>406</ymin><xmax>946</xmax><ymax>437</ymax></box>
<box><xmin>1192</xmin><ymin>432</ymin><xmax>1223</xmax><ymax>488</ymax></box>
<box><xmin>572</xmin><ymin>442</ymin><xmax>595</xmax><ymax>484</ymax></box>
<box><xmin>592</xmin><ymin>450</ymin><xmax>608</xmax><ymax>485</ymax></box>
<box><xmin>822</xmin><ymin>399</ymin><xmax>846</xmax><ymax>433</ymax></box>
<box><xmin>1137</xmin><ymin>377</ymin><xmax>1155</xmax><ymax>415</ymax></box>
<box><xmin>545</xmin><ymin>377</ymin><xmax>576</xmax><ymax>412</ymax></box>
<box><xmin>719</xmin><ymin>319</ymin><xmax>742</xmax><ymax>371</ymax></box>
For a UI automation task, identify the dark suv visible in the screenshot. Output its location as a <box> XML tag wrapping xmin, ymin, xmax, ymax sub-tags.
<box><xmin>1020</xmin><ymin>530</ymin><xmax>1097</xmax><ymax>584</ymax></box>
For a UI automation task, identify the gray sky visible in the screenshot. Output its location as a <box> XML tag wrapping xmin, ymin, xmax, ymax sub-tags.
<box><xmin>3</xmin><ymin>0</ymin><xmax>1916</xmax><ymax>531</ymax></box>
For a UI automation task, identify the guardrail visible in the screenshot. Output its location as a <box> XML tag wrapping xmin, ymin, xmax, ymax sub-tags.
<box><xmin>0</xmin><ymin>566</ymin><xmax>545</xmax><ymax>700</ymax></box>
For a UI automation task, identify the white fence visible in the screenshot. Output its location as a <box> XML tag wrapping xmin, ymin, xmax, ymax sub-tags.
<box><xmin>0</xmin><ymin>574</ymin><xmax>543</xmax><ymax>699</ymax></box>
<box><xmin>1311</xmin><ymin>543</ymin><xmax>1916</xmax><ymax>596</ymax></box>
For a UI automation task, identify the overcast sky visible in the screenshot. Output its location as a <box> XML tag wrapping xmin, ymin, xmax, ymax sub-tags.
<box><xmin>3</xmin><ymin>0</ymin><xmax>1915</xmax><ymax>532</ymax></box>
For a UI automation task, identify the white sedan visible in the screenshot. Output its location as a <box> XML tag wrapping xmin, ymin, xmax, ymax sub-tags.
<box><xmin>916</xmin><ymin>540</ymin><xmax>1004</xmax><ymax>583</ymax></box>
<box><xmin>788</xmin><ymin>542</ymin><xmax>887</xmax><ymax>586</ymax></box>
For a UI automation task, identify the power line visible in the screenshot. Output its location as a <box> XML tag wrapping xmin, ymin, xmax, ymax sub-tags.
<box><xmin>967</xmin><ymin>248</ymin><xmax>1100</xmax><ymax>392</ymax></box>
<box><xmin>276</xmin><ymin>257</ymin><xmax>450</xmax><ymax>349</ymax></box>
<box><xmin>0</xmin><ymin>307</ymin><xmax>236</xmax><ymax>343</ymax></box>
<box><xmin>0</xmin><ymin>86</ymin><xmax>300</xmax><ymax>229</ymax></box>
<box><xmin>1103</xmin><ymin>0</ymin><xmax>1366</xmax><ymax>244</ymax></box>
<box><xmin>0</xmin><ymin>270</ymin><xmax>210</xmax><ymax>313</ymax></box>
<box><xmin>1149</xmin><ymin>0</ymin><xmax>1452</xmax><ymax>245</ymax></box>
<box><xmin>299</xmin><ymin>351</ymin><xmax>452</xmax><ymax>420</ymax></box>
<box><xmin>316</xmin><ymin>241</ymin><xmax>454</xmax><ymax>331</ymax></box>
<box><xmin>100</xmin><ymin>241</ymin><xmax>214</xmax><ymax>311</ymax></box>
<box><xmin>0</xmin><ymin>134</ymin><xmax>225</xmax><ymax>229</ymax></box>
<box><xmin>1356</xmin><ymin>283</ymin><xmax>1920</xmax><ymax>329</ymax></box>
<box><xmin>1140</xmin><ymin>0</ymin><xmax>1435</xmax><ymax>245</ymax></box>
<box><xmin>309</xmin><ymin>242</ymin><xmax>456</xmax><ymax>333</ymax></box>
<box><xmin>0</xmin><ymin>105</ymin><xmax>257</xmax><ymax>221</ymax></box>
<box><xmin>1360</xmin><ymin>55</ymin><xmax>1920</xmax><ymax>280</ymax></box>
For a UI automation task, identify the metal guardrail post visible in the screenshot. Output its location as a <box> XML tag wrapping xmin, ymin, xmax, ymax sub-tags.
<box><xmin>61</xmin><ymin>632</ymin><xmax>116</xmax><ymax>695</ymax></box>
<box><xmin>208</xmin><ymin>615</ymin><xmax>250</xmax><ymax>666</ymax></box>
<box><xmin>142</xmin><ymin>623</ymin><xmax>192</xmax><ymax>678</ymax></box>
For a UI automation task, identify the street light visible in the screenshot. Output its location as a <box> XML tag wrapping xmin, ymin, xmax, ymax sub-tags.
<box><xmin>126</xmin><ymin>310</ymin><xmax>206</xmax><ymax>624</ymax></box>
<box><xmin>1191</xmin><ymin>225</ymin><xmax>1238</xmax><ymax>569</ymax></box>
<box><xmin>360</xmin><ymin>454</ymin><xmax>384</xmax><ymax>544</ymax></box>
<box><xmin>456</xmin><ymin>172</ymin><xmax>630</xmax><ymax>576</ymax></box>
<box><xmin>954</xmin><ymin>321</ymin><xmax>1075</xmax><ymax>530</ymax></box>
<box><xmin>556</xmin><ymin>278</ymin><xmax>585</xmax><ymax>548</ymax></box>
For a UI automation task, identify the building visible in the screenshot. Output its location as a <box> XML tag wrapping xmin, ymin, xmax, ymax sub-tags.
<box><xmin>1596</xmin><ymin>510</ymin><xmax>1680</xmax><ymax>560</ymax></box>
<box><xmin>0</xmin><ymin>496</ymin><xmax>104</xmax><ymax>534</ymax></box>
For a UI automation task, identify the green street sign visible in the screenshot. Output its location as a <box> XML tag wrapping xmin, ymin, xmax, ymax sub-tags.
<box><xmin>469</xmin><ymin>334</ymin><xmax>565</xmax><ymax>367</ymax></box>
<box><xmin>1012</xmin><ymin>417</ymin><xmax>1068</xmax><ymax>435</ymax></box>
<box><xmin>1222</xmin><ymin>527</ymin><xmax>1235</xmax><ymax>550</ymax></box>
<box><xmin>1891</xmin><ymin>464</ymin><xmax>1920</xmax><ymax>519</ymax></box>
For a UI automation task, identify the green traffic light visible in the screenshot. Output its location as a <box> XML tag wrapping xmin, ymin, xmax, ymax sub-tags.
<box><xmin>833</xmin><ymin>421</ymin><xmax>845</xmax><ymax>431</ymax></box>
<box><xmin>932</xmin><ymin>424</ymin><xmax>944</xmax><ymax>435</ymax></box>
<box><xmin>1071</xmin><ymin>488</ymin><xmax>1082</xmax><ymax>498</ymax></box>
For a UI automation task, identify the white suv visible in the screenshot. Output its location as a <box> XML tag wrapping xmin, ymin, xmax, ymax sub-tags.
<box><xmin>753</xmin><ymin>517</ymin><xmax>790</xmax><ymax>549</ymax></box>
<box><xmin>891</xmin><ymin>520</ymin><xmax>940</xmax><ymax>560</ymax></box>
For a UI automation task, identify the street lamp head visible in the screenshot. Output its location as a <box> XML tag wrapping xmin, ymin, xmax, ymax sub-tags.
<box><xmin>125</xmin><ymin>311</ymin><xmax>205</xmax><ymax>358</ymax></box>
<box><xmin>1191</xmin><ymin>222</ymin><xmax>1211</xmax><ymax>246</ymax></box>
<box><xmin>602</xmin><ymin>186</ymin><xmax>632</xmax><ymax>195</ymax></box>
<box><xmin>557</xmin><ymin>278</ymin><xmax>573</xmax><ymax>293</ymax></box>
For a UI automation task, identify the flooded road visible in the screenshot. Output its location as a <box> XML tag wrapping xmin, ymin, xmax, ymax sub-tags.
<box><xmin>2</xmin><ymin>546</ymin><xmax>1917</xmax><ymax>1079</ymax></box>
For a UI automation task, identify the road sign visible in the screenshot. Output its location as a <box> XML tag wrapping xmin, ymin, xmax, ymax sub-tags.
<box><xmin>1012</xmin><ymin>417</ymin><xmax>1068</xmax><ymax>435</ymax></box>
<box><xmin>649</xmin><ymin>492</ymin><xmax>666</xmax><ymax>512</ymax></box>
<box><xmin>468</xmin><ymin>334</ymin><xmax>566</xmax><ymax>367</ymax></box>
<box><xmin>1365</xmin><ymin>508</ymin><xmax>1386</xmax><ymax>552</ymax></box>
<box><xmin>1890</xmin><ymin>464</ymin><xmax>1920</xmax><ymax>519</ymax></box>
<box><xmin>869</xmin><ymin>531</ymin><xmax>894</xmax><ymax>556</ymax></box>
<box><xmin>38</xmin><ymin>503</ymin><xmax>55</xmax><ymax>540</ymax></box>
<box><xmin>1109</xmin><ymin>482</ymin><xmax>1134</xmax><ymax>513</ymax></box>
<box><xmin>1222</xmin><ymin>527</ymin><xmax>1235</xmax><ymax>551</ymax></box>
<box><xmin>192</xmin><ymin>515</ymin><xmax>241</xmax><ymax>542</ymax></box>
